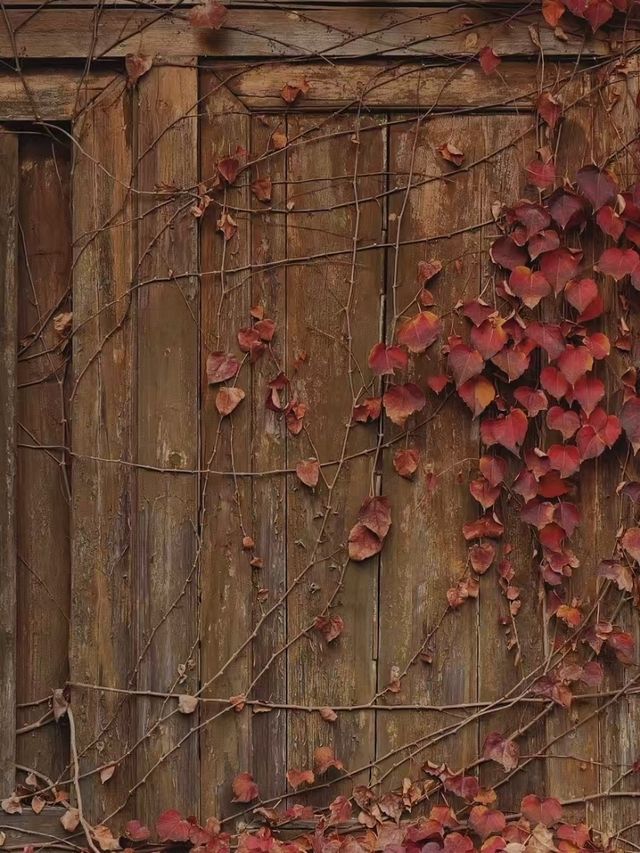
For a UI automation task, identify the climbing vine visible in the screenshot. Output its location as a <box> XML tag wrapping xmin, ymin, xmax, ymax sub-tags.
<box><xmin>4</xmin><ymin>1</ymin><xmax>640</xmax><ymax>853</ymax></box>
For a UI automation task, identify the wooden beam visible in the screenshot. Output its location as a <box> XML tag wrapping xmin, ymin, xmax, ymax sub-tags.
<box><xmin>70</xmin><ymin>81</ymin><xmax>136</xmax><ymax>827</ymax></box>
<box><xmin>0</xmin><ymin>71</ymin><xmax>119</xmax><ymax>121</ymax></box>
<box><xmin>0</xmin><ymin>7</ymin><xmax>621</xmax><ymax>60</ymax></box>
<box><xmin>209</xmin><ymin>60</ymin><xmax>590</xmax><ymax>111</ymax></box>
<box><xmin>0</xmin><ymin>130</ymin><xmax>18</xmax><ymax>797</ymax></box>
<box><xmin>135</xmin><ymin>62</ymin><xmax>200</xmax><ymax>820</ymax></box>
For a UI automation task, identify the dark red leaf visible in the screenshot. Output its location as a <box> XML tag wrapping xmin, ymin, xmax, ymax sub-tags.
<box><xmin>575</xmin><ymin>165</ymin><xmax>618</xmax><ymax>209</ymax></box>
<box><xmin>479</xmin><ymin>46</ymin><xmax>501</xmax><ymax>74</ymax></box>
<box><xmin>383</xmin><ymin>383</ymin><xmax>426</xmax><ymax>426</ymax></box>
<box><xmin>156</xmin><ymin>811</ymin><xmax>192</xmax><ymax>842</ymax></box>
<box><xmin>458</xmin><ymin>376</ymin><xmax>496</xmax><ymax>417</ymax></box>
<box><xmin>368</xmin><ymin>343</ymin><xmax>408</xmax><ymax>376</ymax></box>
<box><xmin>397</xmin><ymin>311</ymin><xmax>442</xmax><ymax>353</ymax></box>
<box><xmin>481</xmin><ymin>409</ymin><xmax>528</xmax><ymax>455</ymax></box>
<box><xmin>448</xmin><ymin>344</ymin><xmax>484</xmax><ymax>387</ymax></box>
<box><xmin>490</xmin><ymin>236</ymin><xmax>528</xmax><ymax>270</ymax></box>
<box><xmin>547</xmin><ymin>444</ymin><xmax>581</xmax><ymax>478</ymax></box>
<box><xmin>206</xmin><ymin>352</ymin><xmax>240</xmax><ymax>384</ymax></box>
<box><xmin>482</xmin><ymin>732</ymin><xmax>519</xmax><ymax>772</ymax></box>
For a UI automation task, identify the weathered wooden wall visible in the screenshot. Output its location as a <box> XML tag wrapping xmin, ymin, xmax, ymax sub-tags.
<box><xmin>1</xmin><ymin>8</ymin><xmax>639</xmax><ymax>846</ymax></box>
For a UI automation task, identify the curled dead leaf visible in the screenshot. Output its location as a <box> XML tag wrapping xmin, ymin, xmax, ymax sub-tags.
<box><xmin>215</xmin><ymin>386</ymin><xmax>245</xmax><ymax>416</ymax></box>
<box><xmin>60</xmin><ymin>808</ymin><xmax>80</xmax><ymax>833</ymax></box>
<box><xmin>188</xmin><ymin>0</ymin><xmax>227</xmax><ymax>29</ymax></box>
<box><xmin>319</xmin><ymin>706</ymin><xmax>337</xmax><ymax>722</ymax></box>
<box><xmin>177</xmin><ymin>694</ymin><xmax>198</xmax><ymax>714</ymax></box>
<box><xmin>280</xmin><ymin>79</ymin><xmax>311</xmax><ymax>104</ymax></box>
<box><xmin>125</xmin><ymin>54</ymin><xmax>152</xmax><ymax>87</ymax></box>
<box><xmin>99</xmin><ymin>764</ymin><xmax>116</xmax><ymax>785</ymax></box>
<box><xmin>296</xmin><ymin>458</ymin><xmax>320</xmax><ymax>488</ymax></box>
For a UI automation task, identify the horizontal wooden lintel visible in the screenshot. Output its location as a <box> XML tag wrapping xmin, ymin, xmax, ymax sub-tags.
<box><xmin>0</xmin><ymin>6</ymin><xmax>628</xmax><ymax>60</ymax></box>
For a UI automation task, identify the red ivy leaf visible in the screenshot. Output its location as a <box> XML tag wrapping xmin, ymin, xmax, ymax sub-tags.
<box><xmin>526</xmin><ymin>157</ymin><xmax>556</xmax><ymax>189</ymax></box>
<box><xmin>232</xmin><ymin>773</ymin><xmax>259</xmax><ymax>803</ymax></box>
<box><xmin>215</xmin><ymin>386</ymin><xmax>245</xmax><ymax>416</ymax></box>
<box><xmin>482</xmin><ymin>732</ymin><xmax>520</xmax><ymax>772</ymax></box>
<box><xmin>368</xmin><ymin>343</ymin><xmax>408</xmax><ymax>376</ymax></box>
<box><xmin>156</xmin><ymin>811</ymin><xmax>192</xmax><ymax>842</ymax></box>
<box><xmin>251</xmin><ymin>177</ymin><xmax>272</xmax><ymax>203</ymax></box>
<box><xmin>457</xmin><ymin>376</ymin><xmax>495</xmax><ymax>418</ymax></box>
<box><xmin>537</xmin><ymin>92</ymin><xmax>563</xmax><ymax>129</ymax></box>
<box><xmin>479</xmin><ymin>46</ymin><xmax>501</xmax><ymax>75</ymax></box>
<box><xmin>206</xmin><ymin>352</ymin><xmax>240</xmax><ymax>385</ymax></box>
<box><xmin>481</xmin><ymin>410</ymin><xmax>528</xmax><ymax>455</ymax></box>
<box><xmin>575</xmin><ymin>165</ymin><xmax>618</xmax><ymax>210</ymax></box>
<box><xmin>507</xmin><ymin>266</ymin><xmax>551</xmax><ymax>309</ymax></box>
<box><xmin>296</xmin><ymin>458</ymin><xmax>320</xmax><ymax>488</ymax></box>
<box><xmin>125</xmin><ymin>821</ymin><xmax>151</xmax><ymax>843</ymax></box>
<box><xmin>556</xmin><ymin>345</ymin><xmax>593</xmax><ymax>386</ymax></box>
<box><xmin>286</xmin><ymin>768</ymin><xmax>314</xmax><ymax>789</ymax></box>
<box><xmin>125</xmin><ymin>54</ymin><xmax>152</xmax><ymax>87</ymax></box>
<box><xmin>448</xmin><ymin>344</ymin><xmax>484</xmax><ymax>388</ymax></box>
<box><xmin>596</xmin><ymin>247</ymin><xmax>640</xmax><ymax>280</ymax></box>
<box><xmin>490</xmin><ymin>235</ymin><xmax>528</xmax><ymax>270</ymax></box>
<box><xmin>438</xmin><ymin>142</ymin><xmax>464</xmax><ymax>166</ymax></box>
<box><xmin>281</xmin><ymin>79</ymin><xmax>311</xmax><ymax>104</ymax></box>
<box><xmin>393</xmin><ymin>448</ymin><xmax>420</xmax><ymax>478</ymax></box>
<box><xmin>547</xmin><ymin>444</ymin><xmax>581</xmax><ymax>478</ymax></box>
<box><xmin>383</xmin><ymin>383</ymin><xmax>426</xmax><ymax>426</ymax></box>
<box><xmin>314</xmin><ymin>614</ymin><xmax>344</xmax><ymax>644</ymax></box>
<box><xmin>352</xmin><ymin>396</ymin><xmax>382</xmax><ymax>423</ymax></box>
<box><xmin>546</xmin><ymin>406</ymin><xmax>580</xmax><ymax>440</ymax></box>
<box><xmin>188</xmin><ymin>0</ymin><xmax>227</xmax><ymax>29</ymax></box>
<box><xmin>397</xmin><ymin>311</ymin><xmax>442</xmax><ymax>353</ymax></box>
<box><xmin>468</xmin><ymin>805</ymin><xmax>507</xmax><ymax>839</ymax></box>
<box><xmin>313</xmin><ymin>746</ymin><xmax>344</xmax><ymax>775</ymax></box>
<box><xmin>348</xmin><ymin>496</ymin><xmax>391</xmax><ymax>561</ymax></box>
<box><xmin>520</xmin><ymin>795</ymin><xmax>562</xmax><ymax>827</ymax></box>
<box><xmin>469</xmin><ymin>542</ymin><xmax>496</xmax><ymax>574</ymax></box>
<box><xmin>607</xmin><ymin>628</ymin><xmax>635</xmax><ymax>665</ymax></box>
<box><xmin>621</xmin><ymin>396</ymin><xmax>640</xmax><ymax>453</ymax></box>
<box><xmin>621</xmin><ymin>526</ymin><xmax>640</xmax><ymax>562</ymax></box>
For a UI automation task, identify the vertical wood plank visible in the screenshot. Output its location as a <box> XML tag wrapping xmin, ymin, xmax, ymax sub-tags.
<box><xmin>70</xmin><ymin>84</ymin><xmax>135</xmax><ymax>826</ymax></box>
<box><xmin>476</xmin><ymin>115</ymin><xmax>546</xmax><ymax>810</ymax></box>
<box><xmin>286</xmin><ymin>116</ymin><xmax>384</xmax><ymax>793</ymax></box>
<box><xmin>377</xmin><ymin>115</ymin><xmax>482</xmax><ymax>784</ymax></box>
<box><xmin>0</xmin><ymin>130</ymin><xmax>18</xmax><ymax>796</ymax></box>
<box><xmin>588</xmin><ymin>66</ymin><xmax>640</xmax><ymax>845</ymax></box>
<box><xmin>199</xmin><ymin>72</ymin><xmax>252</xmax><ymax>818</ymax></box>
<box><xmin>16</xmin><ymin>135</ymin><xmax>72</xmax><ymax>781</ymax></box>
<box><xmin>249</xmin><ymin>115</ymin><xmax>288</xmax><ymax>800</ymax></box>
<box><xmin>136</xmin><ymin>63</ymin><xmax>200</xmax><ymax>820</ymax></box>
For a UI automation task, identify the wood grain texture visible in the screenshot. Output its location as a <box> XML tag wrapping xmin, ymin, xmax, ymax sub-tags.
<box><xmin>70</xmin><ymin>85</ymin><xmax>135</xmax><ymax>826</ymax></box>
<box><xmin>0</xmin><ymin>130</ymin><xmax>18</xmax><ymax>797</ymax></box>
<box><xmin>135</xmin><ymin>64</ymin><xmax>200</xmax><ymax>819</ymax></box>
<box><xmin>198</xmin><ymin>72</ymin><xmax>252</xmax><ymax>819</ymax></box>
<box><xmin>16</xmin><ymin>135</ymin><xmax>72</xmax><ymax>782</ymax></box>
<box><xmin>0</xmin><ymin>8</ymin><xmax>621</xmax><ymax>59</ymax></box>
<box><xmin>0</xmin><ymin>70</ymin><xmax>119</xmax><ymax>121</ymax></box>
<box><xmin>377</xmin><ymin>114</ymin><xmax>485</xmax><ymax>785</ymax></box>
<box><xmin>587</xmin><ymin>63</ymin><xmax>640</xmax><ymax>846</ymax></box>
<box><xmin>212</xmin><ymin>60</ymin><xmax>584</xmax><ymax>112</ymax></box>
<box><xmin>248</xmin><ymin>113</ymin><xmax>288</xmax><ymax>800</ymax></box>
<box><xmin>285</xmin><ymin>114</ymin><xmax>384</xmax><ymax>795</ymax></box>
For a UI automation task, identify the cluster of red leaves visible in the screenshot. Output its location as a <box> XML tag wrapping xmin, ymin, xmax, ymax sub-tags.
<box><xmin>429</xmin><ymin>158</ymin><xmax>638</xmax><ymax>678</ymax></box>
<box><xmin>542</xmin><ymin>0</ymin><xmax>631</xmax><ymax>33</ymax></box>
<box><xmin>123</xmin><ymin>789</ymin><xmax>616</xmax><ymax>853</ymax></box>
